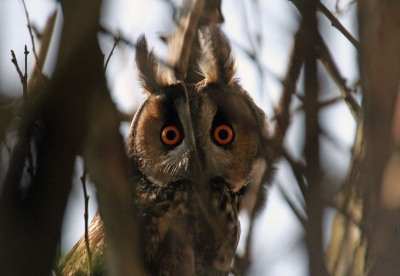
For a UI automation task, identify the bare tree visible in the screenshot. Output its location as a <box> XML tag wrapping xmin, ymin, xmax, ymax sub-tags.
<box><xmin>2</xmin><ymin>0</ymin><xmax>400</xmax><ymax>275</ymax></box>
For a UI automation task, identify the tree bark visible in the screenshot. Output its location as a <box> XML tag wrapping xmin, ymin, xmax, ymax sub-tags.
<box><xmin>327</xmin><ymin>1</ymin><xmax>400</xmax><ymax>275</ymax></box>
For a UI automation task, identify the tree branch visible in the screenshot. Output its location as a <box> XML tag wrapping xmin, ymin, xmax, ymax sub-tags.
<box><xmin>317</xmin><ymin>2</ymin><xmax>359</xmax><ymax>50</ymax></box>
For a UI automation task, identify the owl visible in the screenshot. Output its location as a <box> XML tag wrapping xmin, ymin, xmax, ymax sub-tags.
<box><xmin>60</xmin><ymin>25</ymin><xmax>272</xmax><ymax>276</ymax></box>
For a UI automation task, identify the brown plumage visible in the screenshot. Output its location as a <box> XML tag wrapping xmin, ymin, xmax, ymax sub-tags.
<box><xmin>60</xmin><ymin>26</ymin><xmax>272</xmax><ymax>276</ymax></box>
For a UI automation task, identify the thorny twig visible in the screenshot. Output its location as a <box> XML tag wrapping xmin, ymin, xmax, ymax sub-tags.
<box><xmin>80</xmin><ymin>165</ymin><xmax>93</xmax><ymax>276</ymax></box>
<box><xmin>104</xmin><ymin>37</ymin><xmax>121</xmax><ymax>72</ymax></box>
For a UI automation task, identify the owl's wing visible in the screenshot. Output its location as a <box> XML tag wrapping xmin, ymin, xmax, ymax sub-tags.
<box><xmin>58</xmin><ymin>212</ymin><xmax>107</xmax><ymax>276</ymax></box>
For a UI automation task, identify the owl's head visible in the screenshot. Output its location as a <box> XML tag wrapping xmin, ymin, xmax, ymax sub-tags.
<box><xmin>126</xmin><ymin>26</ymin><xmax>270</xmax><ymax>192</ymax></box>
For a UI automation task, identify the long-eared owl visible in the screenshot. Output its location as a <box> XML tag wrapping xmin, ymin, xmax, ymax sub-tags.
<box><xmin>59</xmin><ymin>25</ymin><xmax>272</xmax><ymax>276</ymax></box>
<box><xmin>126</xmin><ymin>25</ymin><xmax>271</xmax><ymax>275</ymax></box>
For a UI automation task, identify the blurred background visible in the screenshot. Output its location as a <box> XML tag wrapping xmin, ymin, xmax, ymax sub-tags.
<box><xmin>0</xmin><ymin>0</ymin><xmax>359</xmax><ymax>275</ymax></box>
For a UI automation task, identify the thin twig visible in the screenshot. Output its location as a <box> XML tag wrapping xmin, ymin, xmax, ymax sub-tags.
<box><xmin>22</xmin><ymin>45</ymin><xmax>35</xmax><ymax>182</ymax></box>
<box><xmin>174</xmin><ymin>0</ymin><xmax>204</xmax><ymax>175</ymax></box>
<box><xmin>317</xmin><ymin>2</ymin><xmax>359</xmax><ymax>50</ymax></box>
<box><xmin>273</xmin><ymin>23</ymin><xmax>305</xmax><ymax>143</ymax></box>
<box><xmin>104</xmin><ymin>37</ymin><xmax>120</xmax><ymax>72</ymax></box>
<box><xmin>281</xmin><ymin>147</ymin><xmax>308</xmax><ymax>196</ymax></box>
<box><xmin>291</xmin><ymin>95</ymin><xmax>346</xmax><ymax>115</ymax></box>
<box><xmin>291</xmin><ymin>0</ymin><xmax>359</xmax><ymax>49</ymax></box>
<box><xmin>80</xmin><ymin>166</ymin><xmax>93</xmax><ymax>276</ymax></box>
<box><xmin>28</xmin><ymin>10</ymin><xmax>57</xmax><ymax>93</ymax></box>
<box><xmin>100</xmin><ymin>26</ymin><xmax>136</xmax><ymax>49</ymax></box>
<box><xmin>316</xmin><ymin>35</ymin><xmax>360</xmax><ymax>120</ymax></box>
<box><xmin>241</xmin><ymin>0</ymin><xmax>264</xmax><ymax>98</ymax></box>
<box><xmin>99</xmin><ymin>26</ymin><xmax>175</xmax><ymax>73</ymax></box>
<box><xmin>230</xmin><ymin>38</ymin><xmax>283</xmax><ymax>85</ymax></box>
<box><xmin>174</xmin><ymin>0</ymin><xmax>231</xmax><ymax>257</ymax></box>
<box><xmin>21</xmin><ymin>0</ymin><xmax>44</xmax><ymax>83</ymax></box>
<box><xmin>289</xmin><ymin>0</ymin><xmax>360</xmax><ymax>120</ymax></box>
<box><xmin>23</xmin><ymin>45</ymin><xmax>29</xmax><ymax>100</ymax></box>
<box><xmin>11</xmin><ymin>50</ymin><xmax>24</xmax><ymax>81</ymax></box>
<box><xmin>276</xmin><ymin>182</ymin><xmax>307</xmax><ymax>228</ymax></box>
<box><xmin>10</xmin><ymin>47</ymin><xmax>29</xmax><ymax>100</ymax></box>
<box><xmin>10</xmin><ymin>48</ymin><xmax>35</xmax><ymax>182</ymax></box>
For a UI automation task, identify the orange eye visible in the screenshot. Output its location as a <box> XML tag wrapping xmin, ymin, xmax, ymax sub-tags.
<box><xmin>213</xmin><ymin>124</ymin><xmax>234</xmax><ymax>145</ymax></box>
<box><xmin>161</xmin><ymin>125</ymin><xmax>181</xmax><ymax>146</ymax></box>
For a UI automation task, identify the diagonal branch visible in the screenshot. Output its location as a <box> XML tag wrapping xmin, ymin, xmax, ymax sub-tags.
<box><xmin>289</xmin><ymin>0</ymin><xmax>360</xmax><ymax>121</ymax></box>
<box><xmin>317</xmin><ymin>2</ymin><xmax>359</xmax><ymax>50</ymax></box>
<box><xmin>277</xmin><ymin>182</ymin><xmax>307</xmax><ymax>228</ymax></box>
<box><xmin>104</xmin><ymin>37</ymin><xmax>120</xmax><ymax>72</ymax></box>
<box><xmin>273</xmin><ymin>23</ymin><xmax>306</xmax><ymax>144</ymax></box>
<box><xmin>316</xmin><ymin>34</ymin><xmax>360</xmax><ymax>120</ymax></box>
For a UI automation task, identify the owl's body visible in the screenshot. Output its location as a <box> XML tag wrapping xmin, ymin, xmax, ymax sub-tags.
<box><xmin>60</xmin><ymin>25</ymin><xmax>271</xmax><ymax>276</ymax></box>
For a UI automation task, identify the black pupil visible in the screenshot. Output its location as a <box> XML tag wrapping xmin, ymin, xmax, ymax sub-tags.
<box><xmin>166</xmin><ymin>130</ymin><xmax>177</xmax><ymax>141</ymax></box>
<box><xmin>218</xmin><ymin>129</ymin><xmax>229</xmax><ymax>140</ymax></box>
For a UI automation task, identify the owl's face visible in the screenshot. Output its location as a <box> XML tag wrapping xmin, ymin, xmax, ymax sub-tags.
<box><xmin>126</xmin><ymin>26</ymin><xmax>269</xmax><ymax>195</ymax></box>
<box><xmin>129</xmin><ymin>81</ymin><xmax>267</xmax><ymax>192</ymax></box>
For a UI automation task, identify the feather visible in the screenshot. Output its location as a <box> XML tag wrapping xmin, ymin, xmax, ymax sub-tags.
<box><xmin>135</xmin><ymin>35</ymin><xmax>174</xmax><ymax>93</ymax></box>
<box><xmin>198</xmin><ymin>25</ymin><xmax>236</xmax><ymax>85</ymax></box>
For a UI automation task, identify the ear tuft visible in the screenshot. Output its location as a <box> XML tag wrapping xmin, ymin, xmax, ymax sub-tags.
<box><xmin>198</xmin><ymin>25</ymin><xmax>236</xmax><ymax>85</ymax></box>
<box><xmin>135</xmin><ymin>35</ymin><xmax>173</xmax><ymax>93</ymax></box>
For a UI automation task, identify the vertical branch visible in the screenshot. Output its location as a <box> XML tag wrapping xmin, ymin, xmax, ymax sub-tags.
<box><xmin>303</xmin><ymin>0</ymin><xmax>326</xmax><ymax>275</ymax></box>
<box><xmin>23</xmin><ymin>45</ymin><xmax>29</xmax><ymax>100</ymax></box>
<box><xmin>10</xmin><ymin>48</ymin><xmax>35</xmax><ymax>183</ymax></box>
<box><xmin>80</xmin><ymin>165</ymin><xmax>93</xmax><ymax>276</ymax></box>
<box><xmin>175</xmin><ymin>0</ymin><xmax>205</xmax><ymax>79</ymax></box>
<box><xmin>357</xmin><ymin>1</ymin><xmax>400</xmax><ymax>275</ymax></box>
<box><xmin>23</xmin><ymin>45</ymin><xmax>35</xmax><ymax>183</ymax></box>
